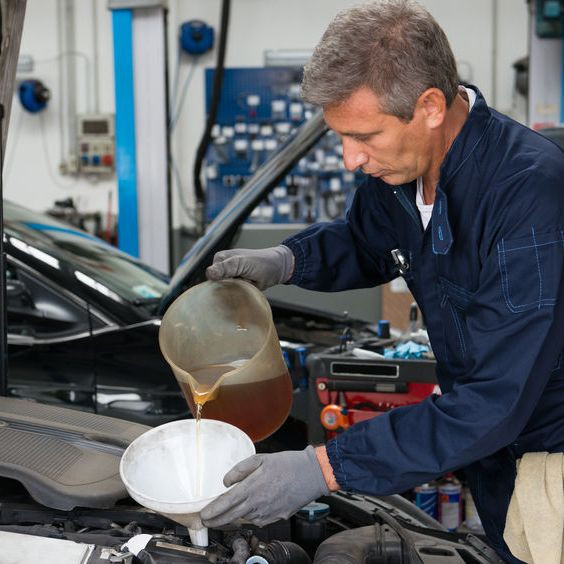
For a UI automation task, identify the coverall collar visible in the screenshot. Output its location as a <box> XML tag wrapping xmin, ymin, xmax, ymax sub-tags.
<box><xmin>391</xmin><ymin>88</ymin><xmax>492</xmax><ymax>253</ymax></box>
<box><xmin>438</xmin><ymin>86</ymin><xmax>492</xmax><ymax>190</ymax></box>
<box><xmin>431</xmin><ymin>87</ymin><xmax>491</xmax><ymax>254</ymax></box>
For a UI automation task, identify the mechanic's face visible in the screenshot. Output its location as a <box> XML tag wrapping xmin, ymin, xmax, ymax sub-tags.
<box><xmin>324</xmin><ymin>86</ymin><xmax>438</xmax><ymax>185</ymax></box>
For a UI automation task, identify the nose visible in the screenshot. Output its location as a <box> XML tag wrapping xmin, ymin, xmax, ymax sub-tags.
<box><xmin>341</xmin><ymin>137</ymin><xmax>369</xmax><ymax>172</ymax></box>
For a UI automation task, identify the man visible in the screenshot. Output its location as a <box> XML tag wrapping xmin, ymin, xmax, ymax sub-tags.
<box><xmin>200</xmin><ymin>1</ymin><xmax>564</xmax><ymax>561</ymax></box>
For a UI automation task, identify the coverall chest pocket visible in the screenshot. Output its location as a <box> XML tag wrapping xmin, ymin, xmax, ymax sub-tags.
<box><xmin>497</xmin><ymin>229</ymin><xmax>563</xmax><ymax>313</ymax></box>
<box><xmin>439</xmin><ymin>277</ymin><xmax>475</xmax><ymax>363</ymax></box>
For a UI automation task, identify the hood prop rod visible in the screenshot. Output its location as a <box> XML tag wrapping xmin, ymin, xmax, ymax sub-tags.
<box><xmin>0</xmin><ymin>102</ymin><xmax>7</xmax><ymax>396</ymax></box>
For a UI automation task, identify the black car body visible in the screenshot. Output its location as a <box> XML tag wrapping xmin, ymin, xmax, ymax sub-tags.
<box><xmin>5</xmin><ymin>200</ymin><xmax>187</xmax><ymax>424</ymax></box>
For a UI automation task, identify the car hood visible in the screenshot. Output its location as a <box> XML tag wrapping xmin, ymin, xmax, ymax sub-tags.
<box><xmin>158</xmin><ymin>111</ymin><xmax>327</xmax><ymax>314</ymax></box>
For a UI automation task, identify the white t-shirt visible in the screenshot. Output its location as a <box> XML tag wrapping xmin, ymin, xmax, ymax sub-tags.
<box><xmin>416</xmin><ymin>86</ymin><xmax>476</xmax><ymax>230</ymax></box>
<box><xmin>416</xmin><ymin>177</ymin><xmax>434</xmax><ymax>230</ymax></box>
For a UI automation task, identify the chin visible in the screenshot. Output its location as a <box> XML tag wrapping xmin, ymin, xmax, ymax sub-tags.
<box><xmin>379</xmin><ymin>175</ymin><xmax>403</xmax><ymax>186</ymax></box>
<box><xmin>384</xmin><ymin>172</ymin><xmax>418</xmax><ymax>186</ymax></box>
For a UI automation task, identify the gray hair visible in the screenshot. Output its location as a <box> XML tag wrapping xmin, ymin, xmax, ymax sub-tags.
<box><xmin>301</xmin><ymin>0</ymin><xmax>459</xmax><ymax>121</ymax></box>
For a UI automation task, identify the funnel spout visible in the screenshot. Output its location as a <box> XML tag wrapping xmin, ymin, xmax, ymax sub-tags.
<box><xmin>162</xmin><ymin>512</ymin><xmax>208</xmax><ymax>547</ymax></box>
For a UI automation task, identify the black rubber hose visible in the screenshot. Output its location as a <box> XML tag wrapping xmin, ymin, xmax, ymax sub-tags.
<box><xmin>313</xmin><ymin>524</ymin><xmax>404</xmax><ymax>564</ymax></box>
<box><xmin>192</xmin><ymin>0</ymin><xmax>231</xmax><ymax>216</ymax></box>
<box><xmin>136</xmin><ymin>550</ymin><xmax>158</xmax><ymax>564</ymax></box>
<box><xmin>254</xmin><ymin>540</ymin><xmax>311</xmax><ymax>564</ymax></box>
<box><xmin>230</xmin><ymin>534</ymin><xmax>251</xmax><ymax>563</ymax></box>
<box><xmin>314</xmin><ymin>526</ymin><xmax>373</xmax><ymax>564</ymax></box>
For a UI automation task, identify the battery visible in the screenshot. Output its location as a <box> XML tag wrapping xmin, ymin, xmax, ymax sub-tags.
<box><xmin>414</xmin><ymin>482</ymin><xmax>438</xmax><ymax>519</ymax></box>
<box><xmin>438</xmin><ymin>480</ymin><xmax>462</xmax><ymax>531</ymax></box>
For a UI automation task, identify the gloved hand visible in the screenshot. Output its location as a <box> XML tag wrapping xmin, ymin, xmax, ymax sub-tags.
<box><xmin>200</xmin><ymin>446</ymin><xmax>330</xmax><ymax>528</ymax></box>
<box><xmin>205</xmin><ymin>245</ymin><xmax>294</xmax><ymax>290</ymax></box>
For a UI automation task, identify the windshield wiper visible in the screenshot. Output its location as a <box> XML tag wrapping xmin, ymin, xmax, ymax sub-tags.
<box><xmin>132</xmin><ymin>297</ymin><xmax>162</xmax><ymax>306</ymax></box>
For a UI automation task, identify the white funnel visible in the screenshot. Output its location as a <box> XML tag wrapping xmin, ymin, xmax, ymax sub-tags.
<box><xmin>120</xmin><ymin>419</ymin><xmax>255</xmax><ymax>546</ymax></box>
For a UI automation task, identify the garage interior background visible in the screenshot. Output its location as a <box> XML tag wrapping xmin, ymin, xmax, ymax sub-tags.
<box><xmin>4</xmin><ymin>0</ymin><xmax>529</xmax><ymax>323</ymax></box>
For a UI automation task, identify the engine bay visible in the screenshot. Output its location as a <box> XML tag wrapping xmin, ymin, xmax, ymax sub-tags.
<box><xmin>0</xmin><ymin>353</ymin><xmax>502</xmax><ymax>563</ymax></box>
<box><xmin>0</xmin><ymin>478</ymin><xmax>503</xmax><ymax>563</ymax></box>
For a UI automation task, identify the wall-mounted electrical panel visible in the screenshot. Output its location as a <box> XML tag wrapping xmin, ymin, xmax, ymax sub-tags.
<box><xmin>77</xmin><ymin>114</ymin><xmax>115</xmax><ymax>175</ymax></box>
<box><xmin>535</xmin><ymin>0</ymin><xmax>564</xmax><ymax>37</ymax></box>
<box><xmin>204</xmin><ymin>67</ymin><xmax>362</xmax><ymax>225</ymax></box>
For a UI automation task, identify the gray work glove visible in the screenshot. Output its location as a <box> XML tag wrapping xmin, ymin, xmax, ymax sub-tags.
<box><xmin>200</xmin><ymin>446</ymin><xmax>330</xmax><ymax>528</ymax></box>
<box><xmin>205</xmin><ymin>245</ymin><xmax>294</xmax><ymax>291</ymax></box>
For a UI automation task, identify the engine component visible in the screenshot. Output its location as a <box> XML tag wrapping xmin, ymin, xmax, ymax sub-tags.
<box><xmin>0</xmin><ymin>530</ymin><xmax>89</xmax><ymax>562</ymax></box>
<box><xmin>0</xmin><ymin>397</ymin><xmax>149</xmax><ymax>511</ymax></box>
<box><xmin>313</xmin><ymin>524</ymin><xmax>403</xmax><ymax>564</ymax></box>
<box><xmin>294</xmin><ymin>502</ymin><xmax>330</xmax><ymax>558</ymax></box>
<box><xmin>252</xmin><ymin>540</ymin><xmax>311</xmax><ymax>564</ymax></box>
<box><xmin>0</xmin><ymin>486</ymin><xmax>505</xmax><ymax>563</ymax></box>
<box><xmin>230</xmin><ymin>534</ymin><xmax>251</xmax><ymax>563</ymax></box>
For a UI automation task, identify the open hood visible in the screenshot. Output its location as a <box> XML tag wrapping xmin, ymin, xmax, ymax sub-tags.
<box><xmin>0</xmin><ymin>1</ymin><xmax>328</xmax><ymax>319</ymax></box>
<box><xmin>0</xmin><ymin>1</ymin><xmax>27</xmax><ymax>395</ymax></box>
<box><xmin>0</xmin><ymin>1</ymin><xmax>27</xmax><ymax>155</ymax></box>
<box><xmin>158</xmin><ymin>111</ymin><xmax>327</xmax><ymax>314</ymax></box>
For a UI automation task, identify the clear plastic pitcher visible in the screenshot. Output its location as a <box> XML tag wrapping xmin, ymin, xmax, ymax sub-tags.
<box><xmin>159</xmin><ymin>279</ymin><xmax>293</xmax><ymax>442</ymax></box>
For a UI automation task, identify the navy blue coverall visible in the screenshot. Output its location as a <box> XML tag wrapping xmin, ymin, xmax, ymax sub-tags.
<box><xmin>282</xmin><ymin>88</ymin><xmax>564</xmax><ymax>562</ymax></box>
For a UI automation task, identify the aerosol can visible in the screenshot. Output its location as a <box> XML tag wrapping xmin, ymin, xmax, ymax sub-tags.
<box><xmin>414</xmin><ymin>482</ymin><xmax>438</xmax><ymax>519</ymax></box>
<box><xmin>438</xmin><ymin>473</ymin><xmax>462</xmax><ymax>531</ymax></box>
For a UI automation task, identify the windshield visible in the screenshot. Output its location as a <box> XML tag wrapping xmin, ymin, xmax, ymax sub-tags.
<box><xmin>4</xmin><ymin>201</ymin><xmax>169</xmax><ymax>304</ymax></box>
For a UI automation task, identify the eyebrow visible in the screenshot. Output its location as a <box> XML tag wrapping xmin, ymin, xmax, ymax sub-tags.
<box><xmin>336</xmin><ymin>129</ymin><xmax>381</xmax><ymax>138</ymax></box>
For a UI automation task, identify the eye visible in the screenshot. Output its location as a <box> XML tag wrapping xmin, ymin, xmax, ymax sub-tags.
<box><xmin>353</xmin><ymin>134</ymin><xmax>372</xmax><ymax>143</ymax></box>
<box><xmin>352</xmin><ymin>132</ymin><xmax>380</xmax><ymax>143</ymax></box>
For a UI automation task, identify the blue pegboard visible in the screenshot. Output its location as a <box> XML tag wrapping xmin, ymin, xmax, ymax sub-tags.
<box><xmin>205</xmin><ymin>67</ymin><xmax>303</xmax><ymax>123</ymax></box>
<box><xmin>204</xmin><ymin>67</ymin><xmax>360</xmax><ymax>224</ymax></box>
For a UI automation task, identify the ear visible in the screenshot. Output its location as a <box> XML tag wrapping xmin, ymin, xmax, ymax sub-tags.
<box><xmin>415</xmin><ymin>88</ymin><xmax>447</xmax><ymax>129</ymax></box>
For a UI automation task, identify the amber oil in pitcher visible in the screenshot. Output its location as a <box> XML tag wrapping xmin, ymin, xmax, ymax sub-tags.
<box><xmin>179</xmin><ymin>362</ymin><xmax>292</xmax><ymax>443</ymax></box>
